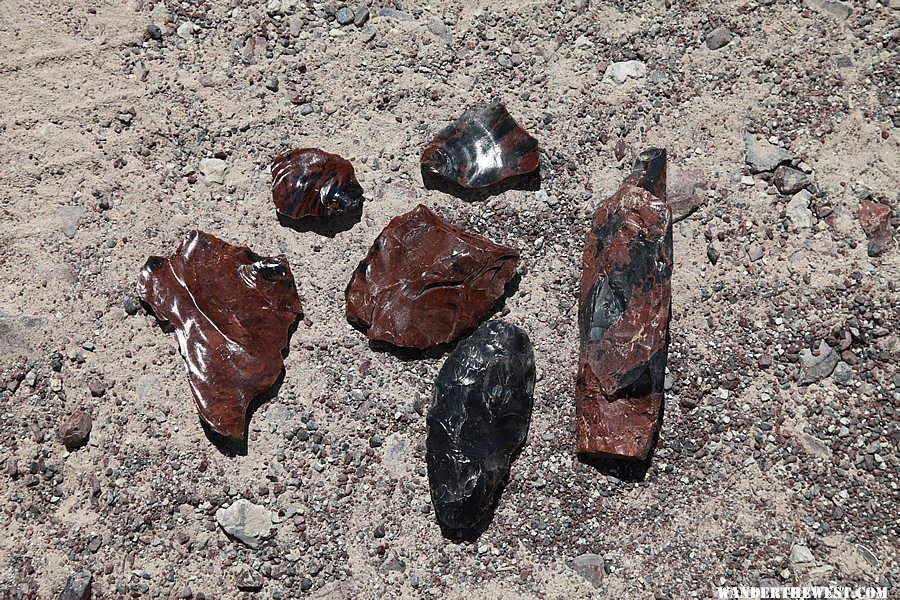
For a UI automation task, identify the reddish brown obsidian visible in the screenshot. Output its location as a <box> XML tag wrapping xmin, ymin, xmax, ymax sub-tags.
<box><xmin>271</xmin><ymin>148</ymin><xmax>364</xmax><ymax>219</ymax></box>
<box><xmin>345</xmin><ymin>204</ymin><xmax>520</xmax><ymax>349</ymax></box>
<box><xmin>421</xmin><ymin>103</ymin><xmax>539</xmax><ymax>189</ymax></box>
<box><xmin>576</xmin><ymin>148</ymin><xmax>672</xmax><ymax>461</ymax></box>
<box><xmin>137</xmin><ymin>231</ymin><xmax>303</xmax><ymax>441</ymax></box>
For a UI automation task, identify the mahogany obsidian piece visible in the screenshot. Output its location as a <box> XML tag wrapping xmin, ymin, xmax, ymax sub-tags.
<box><xmin>137</xmin><ymin>231</ymin><xmax>303</xmax><ymax>442</ymax></box>
<box><xmin>420</xmin><ymin>103</ymin><xmax>539</xmax><ymax>189</ymax></box>
<box><xmin>576</xmin><ymin>148</ymin><xmax>672</xmax><ymax>461</ymax></box>
<box><xmin>426</xmin><ymin>320</ymin><xmax>535</xmax><ymax>532</ymax></box>
<box><xmin>345</xmin><ymin>204</ymin><xmax>520</xmax><ymax>350</ymax></box>
<box><xmin>271</xmin><ymin>148</ymin><xmax>364</xmax><ymax>219</ymax></box>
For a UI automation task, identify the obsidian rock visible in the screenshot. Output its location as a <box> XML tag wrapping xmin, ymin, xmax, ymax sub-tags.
<box><xmin>421</xmin><ymin>103</ymin><xmax>539</xmax><ymax>189</ymax></box>
<box><xmin>137</xmin><ymin>231</ymin><xmax>303</xmax><ymax>441</ymax></box>
<box><xmin>426</xmin><ymin>320</ymin><xmax>535</xmax><ymax>531</ymax></box>
<box><xmin>345</xmin><ymin>204</ymin><xmax>520</xmax><ymax>349</ymax></box>
<box><xmin>576</xmin><ymin>148</ymin><xmax>672</xmax><ymax>461</ymax></box>
<box><xmin>271</xmin><ymin>148</ymin><xmax>364</xmax><ymax>219</ymax></box>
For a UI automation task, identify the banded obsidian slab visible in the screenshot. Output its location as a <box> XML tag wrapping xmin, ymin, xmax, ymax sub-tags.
<box><xmin>271</xmin><ymin>148</ymin><xmax>364</xmax><ymax>219</ymax></box>
<box><xmin>420</xmin><ymin>103</ymin><xmax>539</xmax><ymax>189</ymax></box>
<box><xmin>137</xmin><ymin>231</ymin><xmax>303</xmax><ymax>441</ymax></box>
<box><xmin>576</xmin><ymin>148</ymin><xmax>672</xmax><ymax>461</ymax></box>
<box><xmin>345</xmin><ymin>204</ymin><xmax>520</xmax><ymax>350</ymax></box>
<box><xmin>426</xmin><ymin>320</ymin><xmax>535</xmax><ymax>531</ymax></box>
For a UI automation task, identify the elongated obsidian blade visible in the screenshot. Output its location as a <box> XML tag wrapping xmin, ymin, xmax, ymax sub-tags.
<box><xmin>345</xmin><ymin>204</ymin><xmax>520</xmax><ymax>350</ymax></box>
<box><xmin>271</xmin><ymin>148</ymin><xmax>364</xmax><ymax>219</ymax></box>
<box><xmin>576</xmin><ymin>148</ymin><xmax>672</xmax><ymax>460</ymax></box>
<box><xmin>421</xmin><ymin>103</ymin><xmax>539</xmax><ymax>189</ymax></box>
<box><xmin>137</xmin><ymin>231</ymin><xmax>303</xmax><ymax>441</ymax></box>
<box><xmin>426</xmin><ymin>320</ymin><xmax>535</xmax><ymax>531</ymax></box>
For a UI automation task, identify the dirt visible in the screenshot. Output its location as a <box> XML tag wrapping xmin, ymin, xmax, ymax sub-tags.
<box><xmin>0</xmin><ymin>0</ymin><xmax>897</xmax><ymax>598</ymax></box>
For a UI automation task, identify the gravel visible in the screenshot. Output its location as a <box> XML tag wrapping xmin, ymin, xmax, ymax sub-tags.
<box><xmin>1</xmin><ymin>0</ymin><xmax>897</xmax><ymax>597</ymax></box>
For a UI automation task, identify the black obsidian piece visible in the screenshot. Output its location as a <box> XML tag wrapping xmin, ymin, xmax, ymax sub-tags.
<box><xmin>426</xmin><ymin>320</ymin><xmax>535</xmax><ymax>532</ymax></box>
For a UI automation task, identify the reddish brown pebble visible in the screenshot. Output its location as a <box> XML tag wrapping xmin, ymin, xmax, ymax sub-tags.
<box><xmin>614</xmin><ymin>139</ymin><xmax>627</xmax><ymax>161</ymax></box>
<box><xmin>576</xmin><ymin>148</ymin><xmax>672</xmax><ymax>461</ymax></box>
<box><xmin>60</xmin><ymin>411</ymin><xmax>92</xmax><ymax>451</ymax></box>
<box><xmin>345</xmin><ymin>204</ymin><xmax>520</xmax><ymax>349</ymax></box>
<box><xmin>420</xmin><ymin>103</ymin><xmax>539</xmax><ymax>189</ymax></box>
<box><xmin>271</xmin><ymin>148</ymin><xmax>364</xmax><ymax>220</ymax></box>
<box><xmin>858</xmin><ymin>199</ymin><xmax>892</xmax><ymax>255</ymax></box>
<box><xmin>137</xmin><ymin>231</ymin><xmax>303</xmax><ymax>441</ymax></box>
<box><xmin>87</xmin><ymin>379</ymin><xmax>106</xmax><ymax>397</ymax></box>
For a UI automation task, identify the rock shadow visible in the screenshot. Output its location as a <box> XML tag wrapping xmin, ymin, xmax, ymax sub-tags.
<box><xmin>422</xmin><ymin>169</ymin><xmax>541</xmax><ymax>202</ymax></box>
<box><xmin>276</xmin><ymin>206</ymin><xmax>363</xmax><ymax>238</ymax></box>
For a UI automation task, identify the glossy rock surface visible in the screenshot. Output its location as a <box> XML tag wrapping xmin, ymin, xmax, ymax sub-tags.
<box><xmin>426</xmin><ymin>320</ymin><xmax>535</xmax><ymax>531</ymax></box>
<box><xmin>345</xmin><ymin>204</ymin><xmax>520</xmax><ymax>349</ymax></box>
<box><xmin>420</xmin><ymin>103</ymin><xmax>539</xmax><ymax>189</ymax></box>
<box><xmin>137</xmin><ymin>231</ymin><xmax>303</xmax><ymax>441</ymax></box>
<box><xmin>576</xmin><ymin>148</ymin><xmax>672</xmax><ymax>461</ymax></box>
<box><xmin>271</xmin><ymin>148</ymin><xmax>364</xmax><ymax>219</ymax></box>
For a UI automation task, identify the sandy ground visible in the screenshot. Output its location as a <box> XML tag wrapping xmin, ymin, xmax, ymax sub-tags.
<box><xmin>0</xmin><ymin>0</ymin><xmax>897</xmax><ymax>598</ymax></box>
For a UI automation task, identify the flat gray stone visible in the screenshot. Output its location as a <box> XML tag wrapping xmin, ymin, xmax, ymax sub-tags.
<box><xmin>378</xmin><ymin>7</ymin><xmax>413</xmax><ymax>21</ymax></box>
<box><xmin>748</xmin><ymin>245</ymin><xmax>764</xmax><ymax>261</ymax></box>
<box><xmin>199</xmin><ymin>158</ymin><xmax>227</xmax><ymax>184</ymax></box>
<box><xmin>58</xmin><ymin>206</ymin><xmax>85</xmax><ymax>239</ymax></box>
<box><xmin>744</xmin><ymin>132</ymin><xmax>795</xmax><ymax>173</ymax></box>
<box><xmin>807</xmin><ymin>0</ymin><xmax>852</xmax><ymax>19</ymax></box>
<box><xmin>288</xmin><ymin>16</ymin><xmax>303</xmax><ymax>36</ymax></box>
<box><xmin>604</xmin><ymin>60</ymin><xmax>646</xmax><ymax>84</ymax></box>
<box><xmin>706</xmin><ymin>26</ymin><xmax>734</xmax><ymax>50</ymax></box>
<box><xmin>176</xmin><ymin>22</ymin><xmax>193</xmax><ymax>40</ymax></box>
<box><xmin>832</xmin><ymin>361</ymin><xmax>853</xmax><ymax>385</ymax></box>
<box><xmin>216</xmin><ymin>499</ymin><xmax>274</xmax><ymax>549</ymax></box>
<box><xmin>427</xmin><ymin>20</ymin><xmax>453</xmax><ymax>46</ymax></box>
<box><xmin>798</xmin><ymin>432</ymin><xmax>831</xmax><ymax>459</ymax></box>
<box><xmin>798</xmin><ymin>341</ymin><xmax>838</xmax><ymax>385</ymax></box>
<box><xmin>786</xmin><ymin>190</ymin><xmax>815</xmax><ymax>231</ymax></box>
<box><xmin>572</xmin><ymin>554</ymin><xmax>604</xmax><ymax>587</ymax></box>
<box><xmin>790</xmin><ymin>544</ymin><xmax>815</xmax><ymax>565</ymax></box>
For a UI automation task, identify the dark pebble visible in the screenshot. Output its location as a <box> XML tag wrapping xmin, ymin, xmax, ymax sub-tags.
<box><xmin>124</xmin><ymin>297</ymin><xmax>140</xmax><ymax>315</ymax></box>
